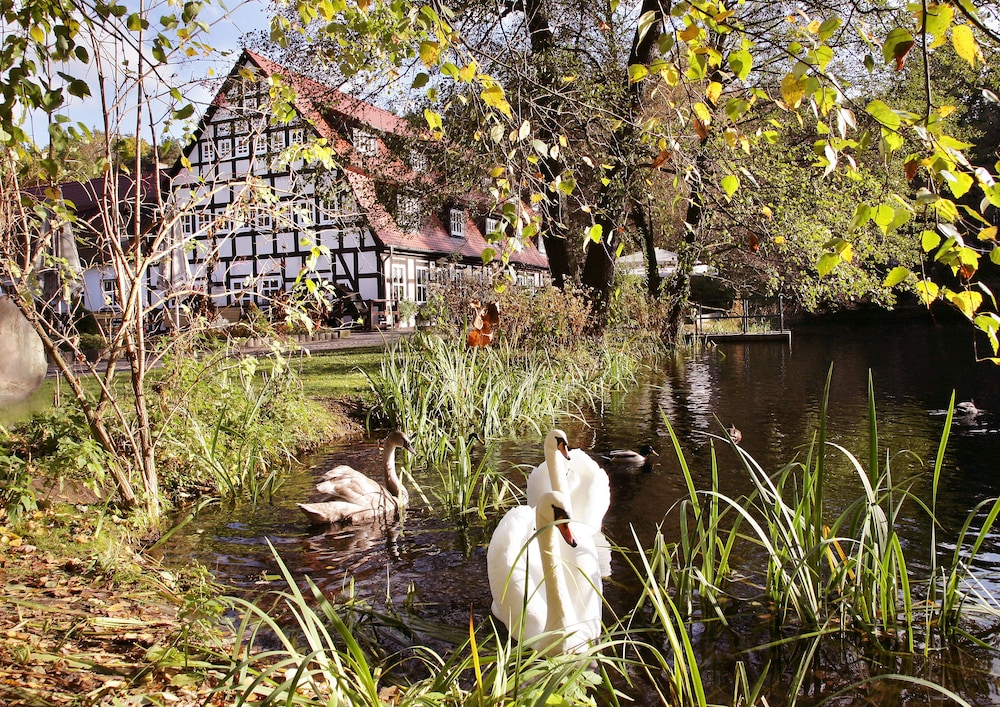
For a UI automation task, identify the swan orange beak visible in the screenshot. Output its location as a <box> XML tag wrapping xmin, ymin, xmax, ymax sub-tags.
<box><xmin>552</xmin><ymin>505</ymin><xmax>577</xmax><ymax>548</ymax></box>
<box><xmin>557</xmin><ymin>438</ymin><xmax>571</xmax><ymax>460</ymax></box>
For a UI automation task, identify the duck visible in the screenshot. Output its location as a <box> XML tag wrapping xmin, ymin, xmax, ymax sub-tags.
<box><xmin>297</xmin><ymin>430</ymin><xmax>415</xmax><ymax>525</ymax></box>
<box><xmin>526</xmin><ymin>429</ymin><xmax>612</xmax><ymax>576</ymax></box>
<box><xmin>598</xmin><ymin>444</ymin><xmax>659</xmax><ymax>470</ymax></box>
<box><xmin>727</xmin><ymin>425</ymin><xmax>742</xmax><ymax>445</ymax></box>
<box><xmin>956</xmin><ymin>401</ymin><xmax>980</xmax><ymax>419</ymax></box>
<box><xmin>487</xmin><ymin>489</ymin><xmax>602</xmax><ymax>656</ymax></box>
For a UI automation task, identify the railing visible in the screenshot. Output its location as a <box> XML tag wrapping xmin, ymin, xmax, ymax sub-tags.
<box><xmin>691</xmin><ymin>296</ymin><xmax>789</xmax><ymax>341</ymax></box>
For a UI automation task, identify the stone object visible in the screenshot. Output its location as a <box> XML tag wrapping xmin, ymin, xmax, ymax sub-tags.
<box><xmin>0</xmin><ymin>296</ymin><xmax>47</xmax><ymax>405</ymax></box>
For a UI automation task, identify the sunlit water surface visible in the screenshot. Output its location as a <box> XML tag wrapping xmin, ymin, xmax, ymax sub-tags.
<box><xmin>160</xmin><ymin>313</ymin><xmax>1000</xmax><ymax>704</ymax></box>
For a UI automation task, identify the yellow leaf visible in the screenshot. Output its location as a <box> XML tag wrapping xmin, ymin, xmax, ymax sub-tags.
<box><xmin>762</xmin><ymin>205</ymin><xmax>773</xmax><ymax>218</ymax></box>
<box><xmin>947</xmin><ymin>290</ymin><xmax>983</xmax><ymax>319</ymax></box>
<box><xmin>916</xmin><ymin>279</ymin><xmax>940</xmax><ymax>305</ymax></box>
<box><xmin>693</xmin><ymin>102</ymin><xmax>712</xmax><ymax>122</ymax></box>
<box><xmin>459</xmin><ymin>60</ymin><xmax>477</xmax><ymax>82</ymax></box>
<box><xmin>781</xmin><ymin>73</ymin><xmax>806</xmax><ymax>109</ymax></box>
<box><xmin>951</xmin><ymin>24</ymin><xmax>980</xmax><ymax>67</ymax></box>
<box><xmin>419</xmin><ymin>41</ymin><xmax>441</xmax><ymax>67</ymax></box>
<box><xmin>679</xmin><ymin>24</ymin><xmax>700</xmax><ymax>42</ymax></box>
<box><xmin>979</xmin><ymin>226</ymin><xmax>998</xmax><ymax>241</ymax></box>
<box><xmin>706</xmin><ymin>81</ymin><xmax>723</xmax><ymax>106</ymax></box>
<box><xmin>774</xmin><ymin>235</ymin><xmax>785</xmax><ymax>244</ymax></box>
<box><xmin>938</xmin><ymin>105</ymin><xmax>956</xmax><ymax>118</ymax></box>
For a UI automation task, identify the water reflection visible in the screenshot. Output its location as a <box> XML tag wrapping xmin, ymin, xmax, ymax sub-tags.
<box><xmin>161</xmin><ymin>314</ymin><xmax>1000</xmax><ymax>704</ymax></box>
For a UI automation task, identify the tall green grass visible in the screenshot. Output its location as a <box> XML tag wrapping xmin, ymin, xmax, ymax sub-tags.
<box><xmin>649</xmin><ymin>368</ymin><xmax>1000</xmax><ymax>660</ymax></box>
<box><xmin>366</xmin><ymin>333</ymin><xmax>641</xmax><ymax>517</ymax></box>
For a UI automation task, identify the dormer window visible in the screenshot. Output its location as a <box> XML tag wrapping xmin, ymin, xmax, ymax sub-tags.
<box><xmin>397</xmin><ymin>194</ymin><xmax>421</xmax><ymax>231</ymax></box>
<box><xmin>410</xmin><ymin>149</ymin><xmax>428</xmax><ymax>172</ymax></box>
<box><xmin>450</xmin><ymin>208</ymin><xmax>466</xmax><ymax>238</ymax></box>
<box><xmin>354</xmin><ymin>128</ymin><xmax>378</xmax><ymax>156</ymax></box>
<box><xmin>485</xmin><ymin>216</ymin><xmax>501</xmax><ymax>236</ymax></box>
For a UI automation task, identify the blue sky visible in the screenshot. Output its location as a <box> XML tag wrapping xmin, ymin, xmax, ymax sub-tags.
<box><xmin>18</xmin><ymin>0</ymin><xmax>268</xmax><ymax>146</ymax></box>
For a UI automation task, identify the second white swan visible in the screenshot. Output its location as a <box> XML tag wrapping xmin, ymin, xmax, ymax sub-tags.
<box><xmin>487</xmin><ymin>489</ymin><xmax>602</xmax><ymax>655</ymax></box>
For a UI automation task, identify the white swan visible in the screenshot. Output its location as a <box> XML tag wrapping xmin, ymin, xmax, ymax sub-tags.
<box><xmin>297</xmin><ymin>430</ymin><xmax>414</xmax><ymax>525</ymax></box>
<box><xmin>527</xmin><ymin>431</ymin><xmax>612</xmax><ymax>577</ymax></box>
<box><xmin>526</xmin><ymin>430</ymin><xmax>610</xmax><ymax>532</ymax></box>
<box><xmin>487</xmin><ymin>490</ymin><xmax>602</xmax><ymax>655</ymax></box>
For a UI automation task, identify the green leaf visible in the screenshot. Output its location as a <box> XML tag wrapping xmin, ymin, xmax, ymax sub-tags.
<box><xmin>818</xmin><ymin>17</ymin><xmax>842</xmax><ymax>42</ymax></box>
<box><xmin>721</xmin><ymin>174</ymin><xmax>740</xmax><ymax>198</ymax></box>
<box><xmin>628</xmin><ymin>64</ymin><xmax>649</xmax><ymax>83</ymax></box>
<box><xmin>412</xmin><ymin>72</ymin><xmax>429</xmax><ymax>89</ymax></box>
<box><xmin>481</xmin><ymin>247</ymin><xmax>497</xmax><ymax>263</ymax></box>
<box><xmin>943</xmin><ymin>170</ymin><xmax>974</xmax><ymax>198</ymax></box>
<box><xmin>921</xmin><ymin>229</ymin><xmax>942</xmax><ymax>252</ymax></box>
<box><xmin>882</xmin><ymin>27</ymin><xmax>914</xmax><ymax>69</ymax></box>
<box><xmin>728</xmin><ymin>49</ymin><xmax>752</xmax><ymax>81</ymax></box>
<box><xmin>849</xmin><ymin>202</ymin><xmax>872</xmax><ymax>232</ymax></box>
<box><xmin>884</xmin><ymin>266</ymin><xmax>911</xmax><ymax>287</ymax></box>
<box><xmin>586</xmin><ymin>223</ymin><xmax>603</xmax><ymax>244</ymax></box>
<box><xmin>173</xmin><ymin>104</ymin><xmax>195</xmax><ymax>120</ymax></box>
<box><xmin>915</xmin><ymin>279</ymin><xmax>939</xmax><ymax>305</ymax></box>
<box><xmin>67</xmin><ymin>79</ymin><xmax>90</xmax><ymax>99</ymax></box>
<box><xmin>866</xmin><ymin>99</ymin><xmax>899</xmax><ymax>131</ymax></box>
<box><xmin>923</xmin><ymin>3</ymin><xmax>954</xmax><ymax>39</ymax></box>
<box><xmin>817</xmin><ymin>252</ymin><xmax>840</xmax><ymax>277</ymax></box>
<box><xmin>872</xmin><ymin>203</ymin><xmax>894</xmax><ymax>233</ymax></box>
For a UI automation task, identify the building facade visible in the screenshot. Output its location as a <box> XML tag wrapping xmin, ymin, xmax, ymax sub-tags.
<box><xmin>169</xmin><ymin>50</ymin><xmax>549</xmax><ymax>328</ymax></box>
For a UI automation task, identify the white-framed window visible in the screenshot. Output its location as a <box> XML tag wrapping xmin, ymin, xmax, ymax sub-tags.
<box><xmin>260</xmin><ymin>276</ymin><xmax>283</xmax><ymax>307</ymax></box>
<box><xmin>217</xmin><ymin>138</ymin><xmax>232</xmax><ymax>158</ymax></box>
<box><xmin>101</xmin><ymin>278</ymin><xmax>119</xmax><ymax>310</ymax></box>
<box><xmin>353</xmin><ymin>128</ymin><xmax>378</xmax><ymax>156</ymax></box>
<box><xmin>415</xmin><ymin>265</ymin><xmax>429</xmax><ymax>304</ymax></box>
<box><xmin>410</xmin><ymin>149</ymin><xmax>428</xmax><ymax>171</ymax></box>
<box><xmin>485</xmin><ymin>216</ymin><xmax>501</xmax><ymax>236</ymax></box>
<box><xmin>181</xmin><ymin>213</ymin><xmax>196</xmax><ymax>235</ymax></box>
<box><xmin>235</xmin><ymin>278</ymin><xmax>254</xmax><ymax>307</ymax></box>
<box><xmin>234</xmin><ymin>135</ymin><xmax>250</xmax><ymax>158</ymax></box>
<box><xmin>269</xmin><ymin>131</ymin><xmax>286</xmax><ymax>153</ymax></box>
<box><xmin>450</xmin><ymin>208</ymin><xmax>465</xmax><ymax>238</ymax></box>
<box><xmin>391</xmin><ymin>263</ymin><xmax>405</xmax><ymax>302</ymax></box>
<box><xmin>290</xmin><ymin>127</ymin><xmax>305</xmax><ymax>145</ymax></box>
<box><xmin>397</xmin><ymin>194</ymin><xmax>420</xmax><ymax>231</ymax></box>
<box><xmin>202</xmin><ymin>140</ymin><xmax>215</xmax><ymax>162</ymax></box>
<box><xmin>254</xmin><ymin>131</ymin><xmax>268</xmax><ymax>155</ymax></box>
<box><xmin>256</xmin><ymin>211</ymin><xmax>273</xmax><ymax>231</ymax></box>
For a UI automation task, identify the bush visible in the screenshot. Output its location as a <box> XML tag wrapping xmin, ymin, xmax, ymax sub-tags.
<box><xmin>78</xmin><ymin>332</ymin><xmax>107</xmax><ymax>351</ymax></box>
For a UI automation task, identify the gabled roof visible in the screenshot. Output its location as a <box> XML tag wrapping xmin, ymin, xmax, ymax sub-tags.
<box><xmin>204</xmin><ymin>50</ymin><xmax>548</xmax><ymax>271</ymax></box>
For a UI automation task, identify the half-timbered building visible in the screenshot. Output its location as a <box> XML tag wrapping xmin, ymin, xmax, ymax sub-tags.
<box><xmin>169</xmin><ymin>50</ymin><xmax>549</xmax><ymax>328</ymax></box>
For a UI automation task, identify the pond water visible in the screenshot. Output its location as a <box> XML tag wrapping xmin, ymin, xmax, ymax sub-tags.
<box><xmin>159</xmin><ymin>312</ymin><xmax>1000</xmax><ymax>704</ymax></box>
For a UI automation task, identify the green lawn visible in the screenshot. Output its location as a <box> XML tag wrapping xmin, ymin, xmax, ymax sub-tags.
<box><xmin>1</xmin><ymin>346</ymin><xmax>387</xmax><ymax>428</ymax></box>
<box><xmin>289</xmin><ymin>345</ymin><xmax>385</xmax><ymax>400</ymax></box>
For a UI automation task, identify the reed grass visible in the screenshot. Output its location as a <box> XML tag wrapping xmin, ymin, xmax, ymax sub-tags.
<box><xmin>365</xmin><ymin>333</ymin><xmax>641</xmax><ymax>518</ymax></box>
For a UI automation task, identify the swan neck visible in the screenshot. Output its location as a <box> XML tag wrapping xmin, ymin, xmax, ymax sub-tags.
<box><xmin>383</xmin><ymin>444</ymin><xmax>403</xmax><ymax>498</ymax></box>
<box><xmin>539</xmin><ymin>520</ymin><xmax>572</xmax><ymax>651</ymax></box>
<box><xmin>546</xmin><ymin>443</ymin><xmax>569</xmax><ymax>497</ymax></box>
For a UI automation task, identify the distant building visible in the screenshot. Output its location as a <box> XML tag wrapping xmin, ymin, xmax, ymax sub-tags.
<box><xmin>167</xmin><ymin>50</ymin><xmax>549</xmax><ymax>328</ymax></box>
<box><xmin>617</xmin><ymin>248</ymin><xmax>679</xmax><ymax>278</ymax></box>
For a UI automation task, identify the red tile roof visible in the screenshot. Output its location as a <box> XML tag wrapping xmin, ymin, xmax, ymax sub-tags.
<box><xmin>234</xmin><ymin>50</ymin><xmax>548</xmax><ymax>271</ymax></box>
